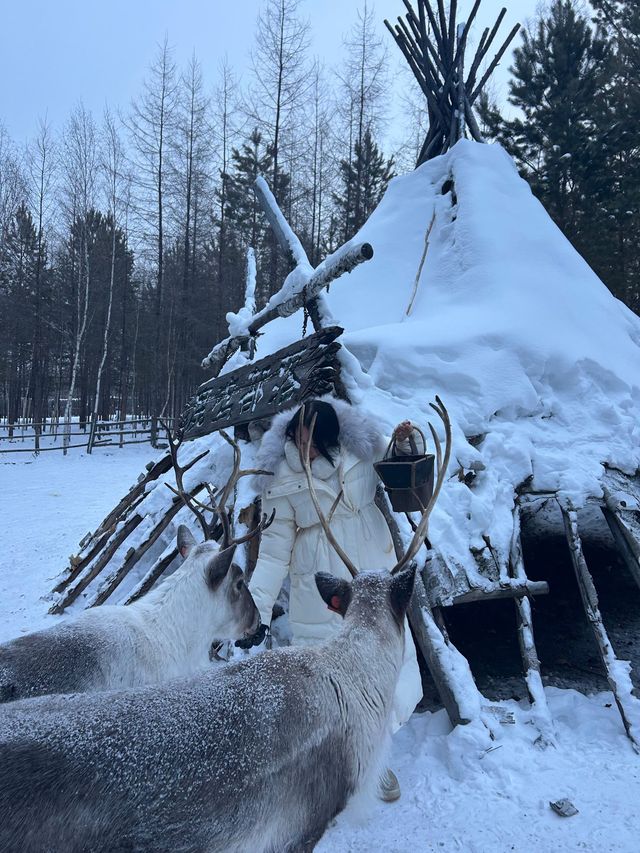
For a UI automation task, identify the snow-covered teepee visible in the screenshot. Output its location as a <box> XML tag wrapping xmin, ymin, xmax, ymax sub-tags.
<box><xmin>50</xmin><ymin>0</ymin><xmax>640</xmax><ymax>748</ymax></box>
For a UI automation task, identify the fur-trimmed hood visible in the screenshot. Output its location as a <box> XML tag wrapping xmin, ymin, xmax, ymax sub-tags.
<box><xmin>253</xmin><ymin>396</ymin><xmax>385</xmax><ymax>492</ymax></box>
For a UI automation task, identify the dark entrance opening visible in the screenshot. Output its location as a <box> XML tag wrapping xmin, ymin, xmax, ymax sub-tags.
<box><xmin>431</xmin><ymin>501</ymin><xmax>640</xmax><ymax>705</ymax></box>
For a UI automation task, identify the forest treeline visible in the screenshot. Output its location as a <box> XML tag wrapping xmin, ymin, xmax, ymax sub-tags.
<box><xmin>0</xmin><ymin>0</ymin><xmax>638</xmax><ymax>432</ymax></box>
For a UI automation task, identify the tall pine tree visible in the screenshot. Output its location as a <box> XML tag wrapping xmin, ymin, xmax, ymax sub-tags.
<box><xmin>590</xmin><ymin>0</ymin><xmax>640</xmax><ymax>311</ymax></box>
<box><xmin>333</xmin><ymin>128</ymin><xmax>394</xmax><ymax>242</ymax></box>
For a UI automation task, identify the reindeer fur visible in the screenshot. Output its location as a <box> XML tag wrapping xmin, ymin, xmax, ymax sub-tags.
<box><xmin>0</xmin><ymin>567</ymin><xmax>415</xmax><ymax>853</ymax></box>
<box><xmin>0</xmin><ymin>532</ymin><xmax>259</xmax><ymax>703</ymax></box>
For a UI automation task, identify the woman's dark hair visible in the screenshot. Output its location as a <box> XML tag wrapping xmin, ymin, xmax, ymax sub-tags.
<box><xmin>285</xmin><ymin>400</ymin><xmax>340</xmax><ymax>465</ymax></box>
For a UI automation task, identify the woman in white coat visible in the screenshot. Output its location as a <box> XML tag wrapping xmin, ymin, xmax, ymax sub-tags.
<box><xmin>238</xmin><ymin>397</ymin><xmax>423</xmax><ymax>801</ymax></box>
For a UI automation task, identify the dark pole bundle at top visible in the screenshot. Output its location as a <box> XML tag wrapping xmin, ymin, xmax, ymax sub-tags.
<box><xmin>384</xmin><ymin>0</ymin><xmax>520</xmax><ymax>166</ymax></box>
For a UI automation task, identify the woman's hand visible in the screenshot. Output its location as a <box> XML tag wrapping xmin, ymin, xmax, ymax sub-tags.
<box><xmin>393</xmin><ymin>420</ymin><xmax>414</xmax><ymax>441</ymax></box>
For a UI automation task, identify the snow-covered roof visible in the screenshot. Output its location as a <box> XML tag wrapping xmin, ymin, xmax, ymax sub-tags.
<box><xmin>256</xmin><ymin>139</ymin><xmax>640</xmax><ymax>588</ymax></box>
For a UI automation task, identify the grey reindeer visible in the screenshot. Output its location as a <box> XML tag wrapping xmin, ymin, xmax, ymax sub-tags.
<box><xmin>0</xmin><ymin>531</ymin><xmax>261</xmax><ymax>703</ymax></box>
<box><xmin>0</xmin><ymin>429</ymin><xmax>271</xmax><ymax>703</ymax></box>
<box><xmin>0</xmin><ymin>567</ymin><xmax>416</xmax><ymax>853</ymax></box>
<box><xmin>0</xmin><ymin>401</ymin><xmax>450</xmax><ymax>852</ymax></box>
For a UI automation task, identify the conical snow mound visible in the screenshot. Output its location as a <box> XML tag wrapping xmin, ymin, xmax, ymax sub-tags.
<box><xmin>262</xmin><ymin>140</ymin><xmax>640</xmax><ymax>584</ymax></box>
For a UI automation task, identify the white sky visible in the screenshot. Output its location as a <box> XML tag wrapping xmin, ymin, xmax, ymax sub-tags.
<box><xmin>0</xmin><ymin>0</ymin><xmax>541</xmax><ymax>144</ymax></box>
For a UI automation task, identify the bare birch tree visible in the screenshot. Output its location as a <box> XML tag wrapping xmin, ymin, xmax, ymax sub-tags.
<box><xmin>87</xmin><ymin>108</ymin><xmax>126</xmax><ymax>453</ymax></box>
<box><xmin>336</xmin><ymin>1</ymin><xmax>389</xmax><ymax>241</ymax></box>
<box><xmin>213</xmin><ymin>58</ymin><xmax>241</xmax><ymax>306</ymax></box>
<box><xmin>61</xmin><ymin>103</ymin><xmax>97</xmax><ymax>453</ymax></box>
<box><xmin>247</xmin><ymin>0</ymin><xmax>311</xmax><ymax>300</ymax></box>
<box><xmin>25</xmin><ymin>118</ymin><xmax>56</xmax><ymax>450</ymax></box>
<box><xmin>127</xmin><ymin>35</ymin><xmax>178</xmax><ymax>416</ymax></box>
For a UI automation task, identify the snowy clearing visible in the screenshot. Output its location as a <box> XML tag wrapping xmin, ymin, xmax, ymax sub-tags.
<box><xmin>0</xmin><ymin>442</ymin><xmax>160</xmax><ymax>642</ymax></box>
<box><xmin>2</xmin><ymin>448</ymin><xmax>640</xmax><ymax>852</ymax></box>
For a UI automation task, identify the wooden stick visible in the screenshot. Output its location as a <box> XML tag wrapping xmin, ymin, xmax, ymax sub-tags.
<box><xmin>464</xmin><ymin>96</ymin><xmax>484</xmax><ymax>142</ymax></box>
<box><xmin>466</xmin><ymin>10</ymin><xmax>507</xmax><ymax>92</ymax></box>
<box><xmin>404</xmin><ymin>0</ymin><xmax>445</xmax><ymax>66</ymax></box>
<box><xmin>601</xmin><ymin>504</ymin><xmax>640</xmax><ymax>592</ymax></box>
<box><xmin>396</xmin><ymin>16</ymin><xmax>436</xmax><ymax>88</ymax></box>
<box><xmin>375</xmin><ymin>486</ymin><xmax>475</xmax><ymax>726</ymax></box>
<box><xmin>509</xmin><ymin>505</ymin><xmax>555</xmax><ymax>746</ymax></box>
<box><xmin>406</xmin><ymin>211</ymin><xmax>436</xmax><ymax>316</ymax></box>
<box><xmin>448</xmin><ymin>0</ymin><xmax>458</xmax><ymax>62</ymax></box>
<box><xmin>83</xmin><ymin>454</ymin><xmax>172</xmax><ymax>543</ymax></box>
<box><xmin>435</xmin><ymin>0</ymin><xmax>449</xmax><ymax>61</ymax></box>
<box><xmin>469</xmin><ymin>23</ymin><xmax>521</xmax><ymax>104</ymax></box>
<box><xmin>561</xmin><ymin>505</ymin><xmax>640</xmax><ymax>753</ymax></box>
<box><xmin>124</xmin><ymin>547</ymin><xmax>180</xmax><ymax>605</ymax></box>
<box><xmin>49</xmin><ymin>513</ymin><xmax>144</xmax><ymax>614</ymax></box>
<box><xmin>385</xmin><ymin>22</ymin><xmax>447</xmax><ymax>128</ymax></box>
<box><xmin>446</xmin><ymin>579</ymin><xmax>549</xmax><ymax>606</ymax></box>
<box><xmin>88</xmin><ymin>485</ymin><xmax>207</xmax><ymax>607</ymax></box>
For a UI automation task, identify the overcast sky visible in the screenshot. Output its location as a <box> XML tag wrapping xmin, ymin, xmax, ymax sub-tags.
<box><xmin>1</xmin><ymin>0</ymin><xmax>542</xmax><ymax>145</ymax></box>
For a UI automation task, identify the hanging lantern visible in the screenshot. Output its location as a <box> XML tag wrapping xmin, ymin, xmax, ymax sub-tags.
<box><xmin>374</xmin><ymin>427</ymin><xmax>435</xmax><ymax>513</ymax></box>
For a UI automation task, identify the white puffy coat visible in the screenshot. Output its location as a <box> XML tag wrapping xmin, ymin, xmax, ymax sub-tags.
<box><xmin>250</xmin><ymin>398</ymin><xmax>423</xmax><ymax>728</ymax></box>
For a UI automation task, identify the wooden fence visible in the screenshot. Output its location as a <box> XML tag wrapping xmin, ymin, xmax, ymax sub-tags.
<box><xmin>0</xmin><ymin>417</ymin><xmax>175</xmax><ymax>454</ymax></box>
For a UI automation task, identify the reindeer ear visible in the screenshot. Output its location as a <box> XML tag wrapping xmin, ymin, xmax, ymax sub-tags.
<box><xmin>177</xmin><ymin>525</ymin><xmax>197</xmax><ymax>559</ymax></box>
<box><xmin>206</xmin><ymin>545</ymin><xmax>237</xmax><ymax>590</ymax></box>
<box><xmin>389</xmin><ymin>564</ymin><xmax>416</xmax><ymax>623</ymax></box>
<box><xmin>314</xmin><ymin>572</ymin><xmax>352</xmax><ymax>618</ymax></box>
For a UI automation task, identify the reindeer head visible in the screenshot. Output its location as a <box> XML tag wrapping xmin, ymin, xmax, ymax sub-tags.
<box><xmin>315</xmin><ymin>565</ymin><xmax>417</xmax><ymax>632</ymax></box>
<box><xmin>177</xmin><ymin>525</ymin><xmax>260</xmax><ymax>641</ymax></box>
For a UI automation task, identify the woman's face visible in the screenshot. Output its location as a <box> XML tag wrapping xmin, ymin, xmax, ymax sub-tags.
<box><xmin>296</xmin><ymin>424</ymin><xmax>320</xmax><ymax>461</ymax></box>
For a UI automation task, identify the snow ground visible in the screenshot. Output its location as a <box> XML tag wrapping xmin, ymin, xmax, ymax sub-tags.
<box><xmin>0</xmin><ymin>442</ymin><xmax>159</xmax><ymax>642</ymax></box>
<box><xmin>2</xmin><ymin>449</ymin><xmax>640</xmax><ymax>852</ymax></box>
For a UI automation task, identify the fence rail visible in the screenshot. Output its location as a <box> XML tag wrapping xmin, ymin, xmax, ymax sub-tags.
<box><xmin>0</xmin><ymin>417</ymin><xmax>176</xmax><ymax>454</ymax></box>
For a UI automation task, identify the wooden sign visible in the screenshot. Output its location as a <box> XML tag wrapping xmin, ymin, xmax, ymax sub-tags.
<box><xmin>180</xmin><ymin>326</ymin><xmax>346</xmax><ymax>439</ymax></box>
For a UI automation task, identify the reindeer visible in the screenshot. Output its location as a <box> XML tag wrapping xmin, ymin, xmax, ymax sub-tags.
<box><xmin>0</xmin><ymin>429</ymin><xmax>271</xmax><ymax>703</ymax></box>
<box><xmin>0</xmin><ymin>400</ymin><xmax>450</xmax><ymax>853</ymax></box>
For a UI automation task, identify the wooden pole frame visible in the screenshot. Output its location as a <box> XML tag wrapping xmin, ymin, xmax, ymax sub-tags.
<box><xmin>384</xmin><ymin>0</ymin><xmax>520</xmax><ymax>164</ymax></box>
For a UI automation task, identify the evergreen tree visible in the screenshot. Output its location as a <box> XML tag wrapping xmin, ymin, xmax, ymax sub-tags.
<box><xmin>221</xmin><ymin>128</ymin><xmax>290</xmax><ymax>308</ymax></box>
<box><xmin>590</xmin><ymin>0</ymin><xmax>640</xmax><ymax>311</ymax></box>
<box><xmin>476</xmin><ymin>1</ymin><xmax>640</xmax><ymax>310</ymax></box>
<box><xmin>0</xmin><ymin>204</ymin><xmax>41</xmax><ymax>423</ymax></box>
<box><xmin>334</xmin><ymin>128</ymin><xmax>394</xmax><ymax>240</ymax></box>
<box><xmin>480</xmin><ymin>1</ymin><xmax>610</xmax><ymax>233</ymax></box>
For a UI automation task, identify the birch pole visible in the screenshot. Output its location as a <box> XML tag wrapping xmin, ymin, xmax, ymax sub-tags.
<box><xmin>62</xmin><ymin>106</ymin><xmax>97</xmax><ymax>454</ymax></box>
<box><xmin>88</xmin><ymin>110</ymin><xmax>122</xmax><ymax>453</ymax></box>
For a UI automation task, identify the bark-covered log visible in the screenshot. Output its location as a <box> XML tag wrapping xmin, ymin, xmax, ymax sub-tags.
<box><xmin>88</xmin><ymin>485</ymin><xmax>207</xmax><ymax>607</ymax></box>
<box><xmin>601</xmin><ymin>502</ymin><xmax>640</xmax><ymax>592</ymax></box>
<box><xmin>125</xmin><ymin>547</ymin><xmax>180</xmax><ymax>605</ymax></box>
<box><xmin>509</xmin><ymin>504</ymin><xmax>555</xmax><ymax>746</ymax></box>
<box><xmin>50</xmin><ymin>513</ymin><xmax>144</xmax><ymax>614</ymax></box>
<box><xmin>446</xmin><ymin>579</ymin><xmax>549</xmax><ymax>605</ymax></box>
<box><xmin>375</xmin><ymin>485</ymin><xmax>478</xmax><ymax>726</ymax></box>
<box><xmin>254</xmin><ymin>177</ymin><xmax>310</xmax><ymax>270</ymax></box>
<box><xmin>248</xmin><ymin>242</ymin><xmax>373</xmax><ymax>332</ymax></box>
<box><xmin>561</xmin><ymin>505</ymin><xmax>640</xmax><ymax>752</ymax></box>
<box><xmin>52</xmin><ymin>453</ymin><xmax>172</xmax><ymax>594</ymax></box>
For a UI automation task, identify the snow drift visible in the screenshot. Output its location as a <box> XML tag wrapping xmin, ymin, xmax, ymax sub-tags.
<box><xmin>255</xmin><ymin>139</ymin><xmax>640</xmax><ymax>589</ymax></box>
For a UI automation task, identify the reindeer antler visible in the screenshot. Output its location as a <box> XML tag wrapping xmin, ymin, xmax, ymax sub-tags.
<box><xmin>298</xmin><ymin>408</ymin><xmax>359</xmax><ymax>578</ymax></box>
<box><xmin>390</xmin><ymin>396</ymin><xmax>451</xmax><ymax>575</ymax></box>
<box><xmin>162</xmin><ymin>421</ymin><xmax>212</xmax><ymax>539</ymax></box>
<box><xmin>163</xmin><ymin>422</ymin><xmax>274</xmax><ymax>546</ymax></box>
<box><xmin>300</xmin><ymin>398</ymin><xmax>451</xmax><ymax>579</ymax></box>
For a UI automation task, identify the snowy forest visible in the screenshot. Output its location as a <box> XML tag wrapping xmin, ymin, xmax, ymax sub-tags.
<box><xmin>0</xmin><ymin>0</ymin><xmax>638</xmax><ymax>431</ymax></box>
